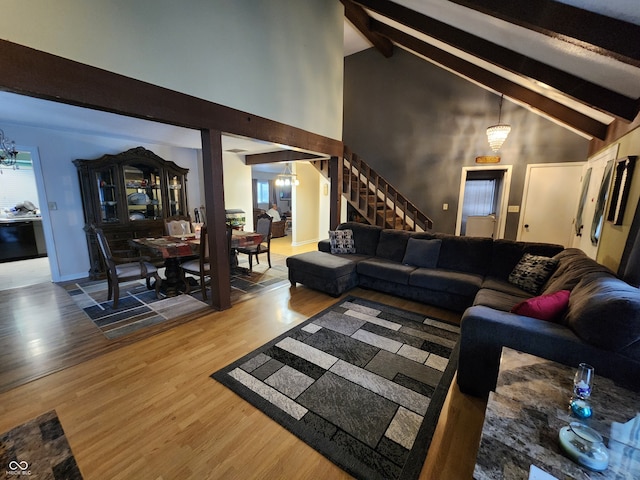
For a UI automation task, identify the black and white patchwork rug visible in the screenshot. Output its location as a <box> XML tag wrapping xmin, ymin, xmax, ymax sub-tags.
<box><xmin>212</xmin><ymin>296</ymin><xmax>460</xmax><ymax>480</ymax></box>
<box><xmin>0</xmin><ymin>410</ymin><xmax>83</xmax><ymax>479</ymax></box>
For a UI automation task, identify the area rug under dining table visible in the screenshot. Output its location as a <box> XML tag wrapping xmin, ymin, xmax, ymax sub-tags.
<box><xmin>212</xmin><ymin>296</ymin><xmax>460</xmax><ymax>480</ymax></box>
<box><xmin>63</xmin><ymin>253</ymin><xmax>290</xmax><ymax>340</ymax></box>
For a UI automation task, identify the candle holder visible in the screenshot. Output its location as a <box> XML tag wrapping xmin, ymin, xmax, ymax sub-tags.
<box><xmin>570</xmin><ymin>363</ymin><xmax>594</xmax><ymax>419</ymax></box>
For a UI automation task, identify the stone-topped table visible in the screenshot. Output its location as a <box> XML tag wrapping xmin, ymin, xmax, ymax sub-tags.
<box><xmin>474</xmin><ymin>348</ymin><xmax>640</xmax><ymax>479</ymax></box>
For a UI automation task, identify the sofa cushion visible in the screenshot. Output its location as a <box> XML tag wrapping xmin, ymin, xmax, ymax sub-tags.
<box><xmin>337</xmin><ymin>222</ymin><xmax>381</xmax><ymax>256</ymax></box>
<box><xmin>473</xmin><ymin>288</ymin><xmax>531</xmax><ymax>312</ymax></box>
<box><xmin>402</xmin><ymin>238</ymin><xmax>442</xmax><ymax>268</ymax></box>
<box><xmin>437</xmin><ymin>234</ymin><xmax>493</xmax><ymax>275</ymax></box>
<box><xmin>508</xmin><ymin>253</ymin><xmax>559</xmax><ymax>295</ymax></box>
<box><xmin>409</xmin><ymin>268</ymin><xmax>483</xmax><ymax>297</ymax></box>
<box><xmin>511</xmin><ymin>290</ymin><xmax>571</xmax><ymax>322</ymax></box>
<box><xmin>328</xmin><ymin>229</ymin><xmax>356</xmax><ymax>254</ymax></box>
<box><xmin>376</xmin><ymin>229</ymin><xmax>414</xmax><ymax>262</ymax></box>
<box><xmin>565</xmin><ymin>274</ymin><xmax>640</xmax><ymax>359</ymax></box>
<box><xmin>357</xmin><ymin>258</ymin><xmax>416</xmax><ymax>285</ymax></box>
<box><xmin>286</xmin><ymin>251</ymin><xmax>357</xmax><ymax>278</ymax></box>
<box><xmin>481</xmin><ymin>277</ymin><xmax>532</xmax><ymax>297</ymax></box>
<box><xmin>489</xmin><ymin>239</ymin><xmax>565</xmax><ymax>280</ymax></box>
<box><xmin>541</xmin><ymin>248</ymin><xmax>614</xmax><ymax>295</ymax></box>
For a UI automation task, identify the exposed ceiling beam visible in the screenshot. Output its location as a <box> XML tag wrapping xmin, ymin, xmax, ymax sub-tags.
<box><xmin>341</xmin><ymin>0</ymin><xmax>393</xmax><ymax>58</ymax></box>
<box><xmin>0</xmin><ymin>39</ymin><xmax>344</xmax><ymax>158</ymax></box>
<box><xmin>447</xmin><ymin>0</ymin><xmax>640</xmax><ymax>68</ymax></box>
<box><xmin>245</xmin><ymin>150</ymin><xmax>323</xmax><ymax>165</ymax></box>
<box><xmin>353</xmin><ymin>0</ymin><xmax>639</xmax><ymax>121</ymax></box>
<box><xmin>372</xmin><ymin>20</ymin><xmax>608</xmax><ymax>139</ymax></box>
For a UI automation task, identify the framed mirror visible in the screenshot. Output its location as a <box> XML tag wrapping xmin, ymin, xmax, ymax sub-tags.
<box><xmin>590</xmin><ymin>160</ymin><xmax>615</xmax><ymax>246</ymax></box>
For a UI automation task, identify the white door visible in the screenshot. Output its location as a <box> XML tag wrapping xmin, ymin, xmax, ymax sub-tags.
<box><xmin>518</xmin><ymin>163</ymin><xmax>585</xmax><ymax>246</ymax></box>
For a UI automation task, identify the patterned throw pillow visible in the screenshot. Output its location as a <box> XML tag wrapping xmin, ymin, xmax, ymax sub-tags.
<box><xmin>508</xmin><ymin>253</ymin><xmax>559</xmax><ymax>295</ymax></box>
<box><xmin>329</xmin><ymin>229</ymin><xmax>356</xmax><ymax>254</ymax></box>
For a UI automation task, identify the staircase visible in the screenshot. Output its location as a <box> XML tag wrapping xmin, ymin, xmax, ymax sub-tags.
<box><xmin>313</xmin><ymin>147</ymin><xmax>433</xmax><ymax>232</ymax></box>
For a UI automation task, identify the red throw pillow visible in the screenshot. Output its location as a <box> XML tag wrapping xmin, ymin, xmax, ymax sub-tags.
<box><xmin>511</xmin><ymin>290</ymin><xmax>571</xmax><ymax>322</ymax></box>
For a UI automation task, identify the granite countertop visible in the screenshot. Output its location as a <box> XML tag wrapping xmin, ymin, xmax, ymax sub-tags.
<box><xmin>474</xmin><ymin>348</ymin><xmax>640</xmax><ymax>480</ymax></box>
<box><xmin>0</xmin><ymin>215</ymin><xmax>42</xmax><ymax>223</ymax></box>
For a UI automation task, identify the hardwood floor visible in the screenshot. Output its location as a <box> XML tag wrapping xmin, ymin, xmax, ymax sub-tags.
<box><xmin>0</xmin><ymin>237</ymin><xmax>486</xmax><ymax>479</ymax></box>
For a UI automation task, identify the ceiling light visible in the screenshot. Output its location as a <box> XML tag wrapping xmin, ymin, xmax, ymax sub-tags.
<box><xmin>0</xmin><ymin>129</ymin><xmax>18</xmax><ymax>167</ymax></box>
<box><xmin>486</xmin><ymin>95</ymin><xmax>511</xmax><ymax>152</ymax></box>
<box><xmin>275</xmin><ymin>162</ymin><xmax>299</xmax><ymax>187</ymax></box>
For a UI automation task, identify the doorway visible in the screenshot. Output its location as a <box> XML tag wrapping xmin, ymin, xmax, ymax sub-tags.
<box><xmin>456</xmin><ymin>165</ymin><xmax>512</xmax><ymax>238</ymax></box>
<box><xmin>0</xmin><ymin>146</ymin><xmax>53</xmax><ymax>287</ymax></box>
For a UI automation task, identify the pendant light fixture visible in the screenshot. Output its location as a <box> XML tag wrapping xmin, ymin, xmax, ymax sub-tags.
<box><xmin>275</xmin><ymin>162</ymin><xmax>299</xmax><ymax>187</ymax></box>
<box><xmin>486</xmin><ymin>94</ymin><xmax>511</xmax><ymax>152</ymax></box>
<box><xmin>0</xmin><ymin>129</ymin><xmax>18</xmax><ymax>167</ymax></box>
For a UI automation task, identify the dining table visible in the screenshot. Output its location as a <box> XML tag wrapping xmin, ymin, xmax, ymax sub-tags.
<box><xmin>130</xmin><ymin>235</ymin><xmax>199</xmax><ymax>297</ymax></box>
<box><xmin>130</xmin><ymin>230</ymin><xmax>264</xmax><ymax>296</ymax></box>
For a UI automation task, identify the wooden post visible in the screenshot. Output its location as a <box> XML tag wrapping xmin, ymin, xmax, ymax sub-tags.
<box><xmin>329</xmin><ymin>156</ymin><xmax>342</xmax><ymax>229</ymax></box>
<box><xmin>201</xmin><ymin>129</ymin><xmax>232</xmax><ymax>310</ymax></box>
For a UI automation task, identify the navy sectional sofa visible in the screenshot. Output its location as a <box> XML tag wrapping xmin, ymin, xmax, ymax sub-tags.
<box><xmin>286</xmin><ymin>222</ymin><xmax>640</xmax><ymax>398</ymax></box>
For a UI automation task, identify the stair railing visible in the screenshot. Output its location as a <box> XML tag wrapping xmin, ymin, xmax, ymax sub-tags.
<box><xmin>342</xmin><ymin>147</ymin><xmax>433</xmax><ymax>231</ymax></box>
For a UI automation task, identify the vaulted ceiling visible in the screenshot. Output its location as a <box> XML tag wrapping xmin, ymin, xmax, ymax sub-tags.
<box><xmin>342</xmin><ymin>0</ymin><xmax>640</xmax><ymax>140</ymax></box>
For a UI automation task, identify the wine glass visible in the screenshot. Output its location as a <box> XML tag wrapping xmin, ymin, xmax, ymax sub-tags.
<box><xmin>570</xmin><ymin>363</ymin><xmax>594</xmax><ymax>418</ymax></box>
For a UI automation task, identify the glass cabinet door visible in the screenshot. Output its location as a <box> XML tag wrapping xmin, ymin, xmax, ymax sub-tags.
<box><xmin>167</xmin><ymin>173</ymin><xmax>185</xmax><ymax>217</ymax></box>
<box><xmin>123</xmin><ymin>163</ymin><xmax>163</xmax><ymax>221</ymax></box>
<box><xmin>96</xmin><ymin>167</ymin><xmax>119</xmax><ymax>223</ymax></box>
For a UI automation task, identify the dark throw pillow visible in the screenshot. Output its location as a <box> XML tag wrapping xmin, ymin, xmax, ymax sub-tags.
<box><xmin>511</xmin><ymin>290</ymin><xmax>570</xmax><ymax>322</ymax></box>
<box><xmin>328</xmin><ymin>229</ymin><xmax>356</xmax><ymax>254</ymax></box>
<box><xmin>402</xmin><ymin>238</ymin><xmax>442</xmax><ymax>268</ymax></box>
<box><xmin>508</xmin><ymin>253</ymin><xmax>559</xmax><ymax>295</ymax></box>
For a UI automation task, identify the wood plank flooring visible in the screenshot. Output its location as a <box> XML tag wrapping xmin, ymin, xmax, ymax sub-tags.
<box><xmin>0</xmin><ymin>236</ymin><xmax>486</xmax><ymax>479</ymax></box>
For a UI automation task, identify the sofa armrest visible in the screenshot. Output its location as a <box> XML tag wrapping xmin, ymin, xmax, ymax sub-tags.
<box><xmin>318</xmin><ymin>239</ymin><xmax>331</xmax><ymax>252</ymax></box>
<box><xmin>457</xmin><ymin>306</ymin><xmax>593</xmax><ymax>398</ymax></box>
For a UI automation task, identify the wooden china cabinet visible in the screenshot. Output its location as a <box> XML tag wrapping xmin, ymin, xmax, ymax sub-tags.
<box><xmin>74</xmin><ymin>146</ymin><xmax>189</xmax><ymax>279</ymax></box>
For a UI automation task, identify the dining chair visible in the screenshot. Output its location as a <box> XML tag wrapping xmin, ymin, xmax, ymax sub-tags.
<box><xmin>179</xmin><ymin>225</ymin><xmax>211</xmax><ymax>300</ymax></box>
<box><xmin>165</xmin><ymin>215</ymin><xmax>192</xmax><ymax>237</ymax></box>
<box><xmin>93</xmin><ymin>226</ymin><xmax>161</xmax><ymax>308</ymax></box>
<box><xmin>237</xmin><ymin>213</ymin><xmax>272</xmax><ymax>273</ymax></box>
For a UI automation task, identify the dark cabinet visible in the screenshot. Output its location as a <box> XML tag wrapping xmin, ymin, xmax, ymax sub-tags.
<box><xmin>74</xmin><ymin>147</ymin><xmax>189</xmax><ymax>279</ymax></box>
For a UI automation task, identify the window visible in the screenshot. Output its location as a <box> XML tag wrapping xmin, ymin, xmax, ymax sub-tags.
<box><xmin>256</xmin><ymin>180</ymin><xmax>269</xmax><ymax>204</ymax></box>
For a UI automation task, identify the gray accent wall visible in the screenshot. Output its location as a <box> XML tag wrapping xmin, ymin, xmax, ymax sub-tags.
<box><xmin>344</xmin><ymin>48</ymin><xmax>589</xmax><ymax>238</ymax></box>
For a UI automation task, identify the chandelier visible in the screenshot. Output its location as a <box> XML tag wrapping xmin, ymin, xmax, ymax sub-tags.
<box><xmin>486</xmin><ymin>94</ymin><xmax>511</xmax><ymax>152</ymax></box>
<box><xmin>0</xmin><ymin>129</ymin><xmax>18</xmax><ymax>167</ymax></box>
<box><xmin>275</xmin><ymin>162</ymin><xmax>299</xmax><ymax>187</ymax></box>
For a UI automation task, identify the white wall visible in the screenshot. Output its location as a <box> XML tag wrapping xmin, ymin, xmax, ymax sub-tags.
<box><xmin>292</xmin><ymin>162</ymin><xmax>322</xmax><ymax>246</ymax></box>
<box><xmin>3</xmin><ymin>0</ymin><xmax>344</xmax><ymax>140</ymax></box>
<box><xmin>222</xmin><ymin>153</ymin><xmax>254</xmax><ymax>231</ymax></box>
<box><xmin>0</xmin><ymin>162</ymin><xmax>40</xmax><ymax>213</ymax></box>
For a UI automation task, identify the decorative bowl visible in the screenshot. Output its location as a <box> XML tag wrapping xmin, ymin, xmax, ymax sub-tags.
<box><xmin>128</xmin><ymin>193</ymin><xmax>149</xmax><ymax>205</ymax></box>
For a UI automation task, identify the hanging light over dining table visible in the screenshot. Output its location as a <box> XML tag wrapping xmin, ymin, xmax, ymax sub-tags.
<box><xmin>275</xmin><ymin>162</ymin><xmax>299</xmax><ymax>187</ymax></box>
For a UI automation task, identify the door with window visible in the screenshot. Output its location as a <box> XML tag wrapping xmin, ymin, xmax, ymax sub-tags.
<box><xmin>456</xmin><ymin>166</ymin><xmax>512</xmax><ymax>238</ymax></box>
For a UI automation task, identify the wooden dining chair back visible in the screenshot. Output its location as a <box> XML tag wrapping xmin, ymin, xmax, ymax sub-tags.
<box><xmin>179</xmin><ymin>225</ymin><xmax>211</xmax><ymax>300</ymax></box>
<box><xmin>165</xmin><ymin>215</ymin><xmax>192</xmax><ymax>237</ymax></box>
<box><xmin>237</xmin><ymin>213</ymin><xmax>272</xmax><ymax>273</ymax></box>
<box><xmin>92</xmin><ymin>225</ymin><xmax>161</xmax><ymax>308</ymax></box>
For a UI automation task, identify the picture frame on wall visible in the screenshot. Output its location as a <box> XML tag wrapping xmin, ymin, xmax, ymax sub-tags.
<box><xmin>607</xmin><ymin>156</ymin><xmax>637</xmax><ymax>226</ymax></box>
